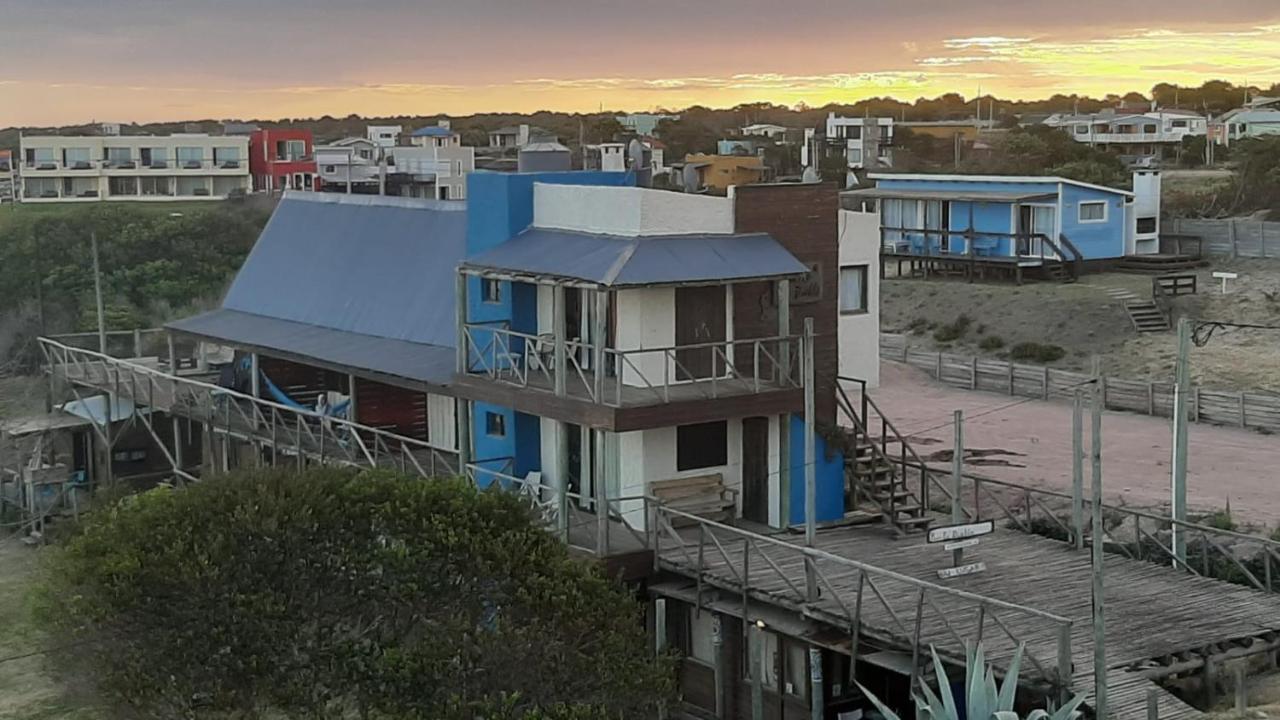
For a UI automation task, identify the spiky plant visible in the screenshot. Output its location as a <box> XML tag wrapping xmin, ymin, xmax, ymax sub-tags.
<box><xmin>858</xmin><ymin>643</ymin><xmax>1086</xmax><ymax>720</ymax></box>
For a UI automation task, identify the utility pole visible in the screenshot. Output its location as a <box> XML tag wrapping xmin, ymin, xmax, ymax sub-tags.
<box><xmin>91</xmin><ymin>230</ymin><xmax>106</xmax><ymax>354</ymax></box>
<box><xmin>803</xmin><ymin>317</ymin><xmax>817</xmax><ymax>602</ymax></box>
<box><xmin>1170</xmin><ymin>317</ymin><xmax>1191</xmax><ymax>568</ymax></box>
<box><xmin>1090</xmin><ymin>358</ymin><xmax>1107</xmax><ymax>720</ymax></box>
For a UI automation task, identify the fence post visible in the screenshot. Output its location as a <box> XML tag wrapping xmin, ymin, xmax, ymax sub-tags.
<box><xmin>903</xmin><ymin>338</ymin><xmax>909</xmax><ymax>363</ymax></box>
<box><xmin>1235</xmin><ymin>664</ymin><xmax>1248</xmax><ymax>714</ymax></box>
<box><xmin>1229</xmin><ymin>219</ymin><xmax>1238</xmax><ymax>258</ymax></box>
<box><xmin>970</xmin><ymin>356</ymin><xmax>978</xmax><ymax>390</ymax></box>
<box><xmin>1193</xmin><ymin>386</ymin><xmax>1201</xmax><ymax>423</ymax></box>
<box><xmin>936</xmin><ymin>351</ymin><xmax>943</xmax><ymax>381</ymax></box>
<box><xmin>132</xmin><ymin>328</ymin><xmax>142</xmax><ymax>358</ymax></box>
<box><xmin>1057</xmin><ymin>622</ymin><xmax>1074</xmax><ymax>703</ymax></box>
<box><xmin>1100</xmin><ymin>374</ymin><xmax>1108</xmax><ymax>409</ymax></box>
<box><xmin>1042</xmin><ymin>366</ymin><xmax>1050</xmax><ymax>400</ymax></box>
<box><xmin>1147</xmin><ymin>689</ymin><xmax>1159</xmax><ymax>720</ymax></box>
<box><xmin>1263</xmin><ymin>221</ymin><xmax>1269</xmax><ymax>259</ymax></box>
<box><xmin>1148</xmin><ymin>382</ymin><xmax>1155</xmax><ymax>416</ymax></box>
<box><xmin>1240</xmin><ymin>392</ymin><xmax>1247</xmax><ymax>427</ymax></box>
<box><xmin>1007</xmin><ymin>362</ymin><xmax>1015</xmax><ymax>396</ymax></box>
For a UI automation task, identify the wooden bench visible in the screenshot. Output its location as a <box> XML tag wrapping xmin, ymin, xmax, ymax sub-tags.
<box><xmin>650</xmin><ymin>474</ymin><xmax>737</xmax><ymax>525</ymax></box>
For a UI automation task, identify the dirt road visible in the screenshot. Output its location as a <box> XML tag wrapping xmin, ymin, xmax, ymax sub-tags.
<box><xmin>872</xmin><ymin>361</ymin><xmax>1280</xmax><ymax>530</ymax></box>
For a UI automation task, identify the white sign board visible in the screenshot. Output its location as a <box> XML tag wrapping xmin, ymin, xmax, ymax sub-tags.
<box><xmin>1212</xmin><ymin>271</ymin><xmax>1238</xmax><ymax>294</ymax></box>
<box><xmin>927</xmin><ymin>520</ymin><xmax>994</xmax><ymax>544</ymax></box>
<box><xmin>937</xmin><ymin>562</ymin><xmax>987</xmax><ymax>579</ymax></box>
<box><xmin>944</xmin><ymin>538</ymin><xmax>980</xmax><ymax>552</ymax></box>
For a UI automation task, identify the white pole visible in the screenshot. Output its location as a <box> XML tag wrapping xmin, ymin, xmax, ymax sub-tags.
<box><xmin>1170</xmin><ymin>318</ymin><xmax>1191</xmax><ymax>568</ymax></box>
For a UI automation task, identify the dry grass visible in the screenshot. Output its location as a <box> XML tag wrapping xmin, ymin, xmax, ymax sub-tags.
<box><xmin>0</xmin><ymin>540</ymin><xmax>104</xmax><ymax>720</ymax></box>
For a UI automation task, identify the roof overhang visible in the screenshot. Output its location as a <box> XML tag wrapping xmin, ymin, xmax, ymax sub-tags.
<box><xmin>844</xmin><ymin>187</ymin><xmax>1057</xmax><ymax>204</ymax></box>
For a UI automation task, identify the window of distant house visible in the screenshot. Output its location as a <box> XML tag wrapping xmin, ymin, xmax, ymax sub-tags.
<box><xmin>1136</xmin><ymin>217</ymin><xmax>1157</xmax><ymax>234</ymax></box>
<box><xmin>1172</xmin><ymin>120</ymin><xmax>1188</xmax><ymax>128</ymax></box>
<box><xmin>1075</xmin><ymin>125</ymin><xmax>1089</xmax><ymax>134</ymax></box>
<box><xmin>847</xmin><ymin>148</ymin><xmax>863</xmax><ymax>164</ymax></box>
<box><xmin>1143</xmin><ymin>124</ymin><xmax>1157</xmax><ymax>133</ymax></box>
<box><xmin>839</xmin><ymin>265</ymin><xmax>869</xmax><ymax>314</ymax></box>
<box><xmin>481</xmin><ymin>278</ymin><xmax>502</xmax><ymax>304</ymax></box>
<box><xmin>684</xmin><ymin>606</ymin><xmax>716</xmax><ymax>665</ymax></box>
<box><xmin>676</xmin><ymin>421</ymin><xmax>728</xmax><ymax>471</ymax></box>
<box><xmin>846</xmin><ymin>126</ymin><xmax>862</xmax><ymax>140</ymax></box>
<box><xmin>324</xmin><ymin>165</ymin><xmax>335</xmax><ymax>173</ymax></box>
<box><xmin>1079</xmin><ymin>201</ymin><xmax>1107</xmax><ymax>223</ymax></box>
<box><xmin>485</xmin><ymin>412</ymin><xmax>506</xmax><ymax>437</ymax></box>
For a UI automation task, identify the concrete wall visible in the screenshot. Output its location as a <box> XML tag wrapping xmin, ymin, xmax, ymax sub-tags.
<box><xmin>837</xmin><ymin>210</ymin><xmax>881</xmax><ymax>388</ymax></box>
<box><xmin>614</xmin><ymin>287</ymin><xmax>675</xmax><ymax>387</ymax></box>
<box><xmin>532</xmin><ymin>183</ymin><xmax>734</xmax><ymax>236</ymax></box>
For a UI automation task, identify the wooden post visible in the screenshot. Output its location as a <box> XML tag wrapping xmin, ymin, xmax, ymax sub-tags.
<box><xmin>1072</xmin><ymin>390</ymin><xmax>1085</xmax><ymax>550</ymax></box>
<box><xmin>1008</xmin><ymin>362</ymin><xmax>1015</xmax><ymax>396</ymax></box>
<box><xmin>712</xmin><ymin>613</ymin><xmax>726</xmax><ymax>719</ymax></box>
<box><xmin>1235</xmin><ymin>664</ymin><xmax>1247</xmax><ymax>714</ymax></box>
<box><xmin>594</xmin><ymin>428</ymin><xmax>608</xmax><ymax>555</ymax></box>
<box><xmin>654</xmin><ymin>598</ymin><xmax>667</xmax><ymax>653</ymax></box>
<box><xmin>1148</xmin><ymin>381</ymin><xmax>1156</xmax><ymax>416</ymax></box>
<box><xmin>1205</xmin><ymin>654</ymin><xmax>1217</xmax><ymax>708</ymax></box>
<box><xmin>750</xmin><ymin>623</ymin><xmax>765</xmax><ymax>720</ymax></box>
<box><xmin>1194</xmin><ymin>386</ymin><xmax>1202</xmax><ymax>423</ymax></box>
<box><xmin>936</xmin><ymin>351</ymin><xmax>943</xmax><ymax>380</ymax></box>
<box><xmin>970</xmin><ymin>356</ymin><xmax>978</xmax><ymax>390</ymax></box>
<box><xmin>803</xmin><ymin>318</ymin><xmax>817</xmax><ymax>602</ymax></box>
<box><xmin>1229</xmin><ymin>219</ymin><xmax>1238</xmax><ymax>258</ymax></box>
<box><xmin>455</xmin><ymin>272</ymin><xmax>468</xmax><ymax>374</ymax></box>
<box><xmin>952</xmin><ymin>410</ymin><xmax>964</xmax><ymax>565</ymax></box>
<box><xmin>1147</xmin><ymin>689</ymin><xmax>1159</xmax><ymax>720</ymax></box>
<box><xmin>1091</xmin><ymin>366</ymin><xmax>1107</xmax><ymax>720</ymax></box>
<box><xmin>132</xmin><ymin>328</ymin><xmax>142</xmax><ymax>359</ymax></box>
<box><xmin>592</xmin><ymin>289</ymin><xmax>607</xmax><ymax>402</ymax></box>
<box><xmin>809</xmin><ymin>646</ymin><xmax>824</xmax><ymax>720</ymax></box>
<box><xmin>1042</xmin><ymin>366</ymin><xmax>1050</xmax><ymax>400</ymax></box>
<box><xmin>1239</xmin><ymin>391</ymin><xmax>1247</xmax><ymax>428</ymax></box>
<box><xmin>553</xmin><ymin>283</ymin><xmax>567</xmax><ymax>397</ymax></box>
<box><xmin>778</xmin><ymin>279</ymin><xmax>792</xmax><ymax>528</ymax></box>
<box><xmin>1057</xmin><ymin>623</ymin><xmax>1074</xmax><ymax>703</ymax></box>
<box><xmin>1171</xmin><ymin>318</ymin><xmax>1190</xmax><ymax>568</ymax></box>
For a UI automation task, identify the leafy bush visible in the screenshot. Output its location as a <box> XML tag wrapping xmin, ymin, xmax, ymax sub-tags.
<box><xmin>933</xmin><ymin>314</ymin><xmax>973</xmax><ymax>343</ymax></box>
<box><xmin>38</xmin><ymin>468</ymin><xmax>673</xmax><ymax>719</ymax></box>
<box><xmin>908</xmin><ymin>317</ymin><xmax>930</xmax><ymax>335</ymax></box>
<box><xmin>1009</xmin><ymin>342</ymin><xmax>1066</xmax><ymax>363</ymax></box>
<box><xmin>1200</xmin><ymin>508</ymin><xmax>1237</xmax><ymax>532</ymax></box>
<box><xmin>978</xmin><ymin>336</ymin><xmax>1005</xmax><ymax>351</ymax></box>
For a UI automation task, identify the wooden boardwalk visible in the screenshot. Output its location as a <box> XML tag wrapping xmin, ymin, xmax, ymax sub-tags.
<box><xmin>659</xmin><ymin>520</ymin><xmax>1280</xmax><ymax>720</ymax></box>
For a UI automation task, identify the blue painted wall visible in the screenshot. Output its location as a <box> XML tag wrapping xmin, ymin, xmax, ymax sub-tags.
<box><xmin>787</xmin><ymin>413</ymin><xmax>845</xmax><ymax>526</ymax></box>
<box><xmin>875</xmin><ymin>176</ymin><xmax>1130</xmax><ymax>260</ymax></box>
<box><xmin>463</xmin><ymin>171</ymin><xmax>632</xmax><ymax>481</ymax></box>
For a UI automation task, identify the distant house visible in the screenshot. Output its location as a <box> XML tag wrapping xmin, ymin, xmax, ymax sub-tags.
<box><xmin>584</xmin><ymin>143</ymin><xmax>627</xmax><ymax>172</ymax></box>
<box><xmin>824</xmin><ymin>114</ymin><xmax>894</xmax><ymax>186</ymax></box>
<box><xmin>315</xmin><ymin>137</ymin><xmax>381</xmax><ymax>192</ymax></box>
<box><xmin>1212</xmin><ymin>98</ymin><xmax>1280</xmax><ymax>146</ymax></box>
<box><xmin>517</xmin><ymin>141</ymin><xmax>572</xmax><ymax>172</ymax></box>
<box><xmin>248</xmin><ymin>128</ymin><xmax>316</xmax><ymax>193</ymax></box>
<box><xmin>0</xmin><ymin>149</ymin><xmax>14</xmax><ymax>203</ymax></box>
<box><xmin>1043</xmin><ymin>109</ymin><xmax>1206</xmax><ymax>165</ymax></box>
<box><xmin>716</xmin><ymin>138</ymin><xmax>769</xmax><ymax>156</ymax></box>
<box><xmin>740</xmin><ymin>123</ymin><xmax>788</xmax><ymax>139</ymax></box>
<box><xmin>844</xmin><ymin>171</ymin><xmax>1162</xmax><ymax>282</ymax></box>
<box><xmin>616</xmin><ymin>113</ymin><xmax>678</xmax><ymax>137</ymax></box>
<box><xmin>366</xmin><ymin>125</ymin><xmax>402</xmax><ymax>148</ymax></box>
<box><xmin>677</xmin><ymin>154</ymin><xmax>768</xmax><ymax>194</ymax></box>
<box><xmin>488</xmin><ymin>124</ymin><xmax>553</xmax><ymax>149</ymax></box>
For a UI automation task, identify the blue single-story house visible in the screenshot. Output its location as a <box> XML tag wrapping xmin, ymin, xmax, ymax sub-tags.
<box><xmin>844</xmin><ymin>172</ymin><xmax>1162</xmax><ymax>281</ymax></box>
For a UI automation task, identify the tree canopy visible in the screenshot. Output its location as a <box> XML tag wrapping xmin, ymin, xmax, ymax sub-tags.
<box><xmin>39</xmin><ymin>468</ymin><xmax>674</xmax><ymax>719</ymax></box>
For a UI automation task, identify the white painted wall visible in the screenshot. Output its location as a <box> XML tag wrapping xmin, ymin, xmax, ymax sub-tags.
<box><xmin>533</xmin><ymin>183</ymin><xmax>734</xmax><ymax>237</ymax></box>
<box><xmin>838</xmin><ymin>209</ymin><xmax>881</xmax><ymax>388</ymax></box>
<box><xmin>614</xmin><ymin>287</ymin><xmax>675</xmax><ymax>388</ymax></box>
<box><xmin>1129</xmin><ymin>171</ymin><xmax>1161</xmax><ymax>255</ymax></box>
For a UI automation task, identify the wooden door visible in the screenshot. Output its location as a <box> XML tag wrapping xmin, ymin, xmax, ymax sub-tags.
<box><xmin>741</xmin><ymin>417</ymin><xmax>770</xmax><ymax>524</ymax></box>
<box><xmin>675</xmin><ymin>285</ymin><xmax>726</xmax><ymax>380</ymax></box>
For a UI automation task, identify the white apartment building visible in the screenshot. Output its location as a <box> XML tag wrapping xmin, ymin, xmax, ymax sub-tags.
<box><xmin>366</xmin><ymin>125</ymin><xmax>402</xmax><ymax>148</ymax></box>
<box><xmin>18</xmin><ymin>134</ymin><xmax>250</xmax><ymax>203</ymax></box>
<box><xmin>1044</xmin><ymin>109</ymin><xmax>1206</xmax><ymax>164</ymax></box>
<box><xmin>824</xmin><ymin>114</ymin><xmax>894</xmax><ymax>172</ymax></box>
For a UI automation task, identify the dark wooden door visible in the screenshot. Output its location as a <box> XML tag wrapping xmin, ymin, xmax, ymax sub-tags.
<box><xmin>741</xmin><ymin>417</ymin><xmax>770</xmax><ymax>524</ymax></box>
<box><xmin>675</xmin><ymin>285</ymin><xmax>726</xmax><ymax>380</ymax></box>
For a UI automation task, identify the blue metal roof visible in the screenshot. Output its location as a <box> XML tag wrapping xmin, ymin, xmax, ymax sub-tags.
<box><xmin>169</xmin><ymin>309</ymin><xmax>456</xmax><ymax>387</ymax></box>
<box><xmin>167</xmin><ymin>192</ymin><xmax>465</xmax><ymax>386</ymax></box>
<box><xmin>410</xmin><ymin>126</ymin><xmax>456</xmax><ymax>137</ymax></box>
<box><xmin>462</xmin><ymin>228</ymin><xmax>808</xmax><ymax>286</ymax></box>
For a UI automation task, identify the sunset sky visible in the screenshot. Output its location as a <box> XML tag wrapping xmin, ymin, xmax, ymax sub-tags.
<box><xmin>2</xmin><ymin>0</ymin><xmax>1279</xmax><ymax>127</ymax></box>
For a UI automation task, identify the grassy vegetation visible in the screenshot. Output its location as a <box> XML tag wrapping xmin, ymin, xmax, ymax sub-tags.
<box><xmin>0</xmin><ymin>542</ymin><xmax>104</xmax><ymax>720</ymax></box>
<box><xmin>0</xmin><ymin>201</ymin><xmax>221</xmax><ymax>233</ymax></box>
<box><xmin>1009</xmin><ymin>342</ymin><xmax>1066</xmax><ymax>363</ymax></box>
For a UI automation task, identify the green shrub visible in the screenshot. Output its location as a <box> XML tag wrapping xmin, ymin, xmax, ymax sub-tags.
<box><xmin>933</xmin><ymin>314</ymin><xmax>973</xmax><ymax>343</ymax></box>
<box><xmin>978</xmin><ymin>336</ymin><xmax>1005</xmax><ymax>351</ymax></box>
<box><xmin>1201</xmin><ymin>508</ymin><xmax>1237</xmax><ymax>531</ymax></box>
<box><xmin>1009</xmin><ymin>342</ymin><xmax>1066</xmax><ymax>363</ymax></box>
<box><xmin>38</xmin><ymin>468</ymin><xmax>674</xmax><ymax>719</ymax></box>
<box><xmin>908</xmin><ymin>317</ymin><xmax>930</xmax><ymax>335</ymax></box>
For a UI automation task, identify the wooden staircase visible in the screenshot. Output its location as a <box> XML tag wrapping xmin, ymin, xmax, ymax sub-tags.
<box><xmin>1124</xmin><ymin>299</ymin><xmax>1170</xmax><ymax>332</ymax></box>
<box><xmin>835</xmin><ymin>381</ymin><xmax>934</xmax><ymax>535</ymax></box>
<box><xmin>1041</xmin><ymin>261</ymin><xmax>1075</xmax><ymax>283</ymax></box>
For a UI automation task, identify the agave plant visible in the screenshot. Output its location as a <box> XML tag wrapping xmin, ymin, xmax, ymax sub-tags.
<box><xmin>858</xmin><ymin>643</ymin><xmax>1086</xmax><ymax>720</ymax></box>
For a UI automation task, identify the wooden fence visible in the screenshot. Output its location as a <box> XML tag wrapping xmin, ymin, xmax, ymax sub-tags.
<box><xmin>1165</xmin><ymin>217</ymin><xmax>1280</xmax><ymax>259</ymax></box>
<box><xmin>880</xmin><ymin>334</ymin><xmax>1280</xmax><ymax>433</ymax></box>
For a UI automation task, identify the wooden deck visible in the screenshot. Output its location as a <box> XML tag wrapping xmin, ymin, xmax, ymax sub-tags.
<box><xmin>660</xmin><ymin>519</ymin><xmax>1280</xmax><ymax>720</ymax></box>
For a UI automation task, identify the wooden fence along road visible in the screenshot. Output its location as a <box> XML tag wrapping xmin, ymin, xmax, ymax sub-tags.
<box><xmin>1166</xmin><ymin>218</ymin><xmax>1280</xmax><ymax>259</ymax></box>
<box><xmin>880</xmin><ymin>334</ymin><xmax>1280</xmax><ymax>434</ymax></box>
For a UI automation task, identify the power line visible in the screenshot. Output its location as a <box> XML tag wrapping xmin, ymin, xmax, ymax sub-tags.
<box><xmin>1192</xmin><ymin>320</ymin><xmax>1280</xmax><ymax>347</ymax></box>
<box><xmin>897</xmin><ymin>377</ymin><xmax>1099</xmax><ymax>438</ymax></box>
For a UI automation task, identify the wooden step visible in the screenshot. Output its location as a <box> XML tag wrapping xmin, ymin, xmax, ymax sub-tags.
<box><xmin>896</xmin><ymin>516</ymin><xmax>933</xmax><ymax>528</ymax></box>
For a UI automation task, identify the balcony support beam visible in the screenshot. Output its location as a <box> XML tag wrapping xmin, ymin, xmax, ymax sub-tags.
<box><xmin>553</xmin><ymin>283</ymin><xmax>567</xmax><ymax>397</ymax></box>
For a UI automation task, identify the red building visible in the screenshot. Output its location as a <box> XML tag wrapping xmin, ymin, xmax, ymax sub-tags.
<box><xmin>248</xmin><ymin>128</ymin><xmax>317</xmax><ymax>193</ymax></box>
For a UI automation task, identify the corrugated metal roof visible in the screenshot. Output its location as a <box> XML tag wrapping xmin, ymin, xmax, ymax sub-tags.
<box><xmin>844</xmin><ymin>187</ymin><xmax>1057</xmax><ymax>203</ymax></box>
<box><xmin>462</xmin><ymin>228</ymin><xmax>807</xmax><ymax>287</ymax></box>
<box><xmin>410</xmin><ymin>126</ymin><xmax>455</xmax><ymax>137</ymax></box>
<box><xmin>170</xmin><ymin>309</ymin><xmax>456</xmax><ymax>387</ymax></box>
<box><xmin>167</xmin><ymin>192</ymin><xmax>465</xmax><ymax>385</ymax></box>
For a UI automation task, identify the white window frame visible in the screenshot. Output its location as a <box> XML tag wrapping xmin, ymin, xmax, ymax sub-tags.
<box><xmin>1078</xmin><ymin>200</ymin><xmax>1108</xmax><ymax>224</ymax></box>
<box><xmin>481</xmin><ymin>278</ymin><xmax>502</xmax><ymax>304</ymax></box>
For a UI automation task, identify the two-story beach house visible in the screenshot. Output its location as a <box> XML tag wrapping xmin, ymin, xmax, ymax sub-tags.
<box><xmin>845</xmin><ymin>171</ymin><xmax>1162</xmax><ymax>283</ymax></box>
